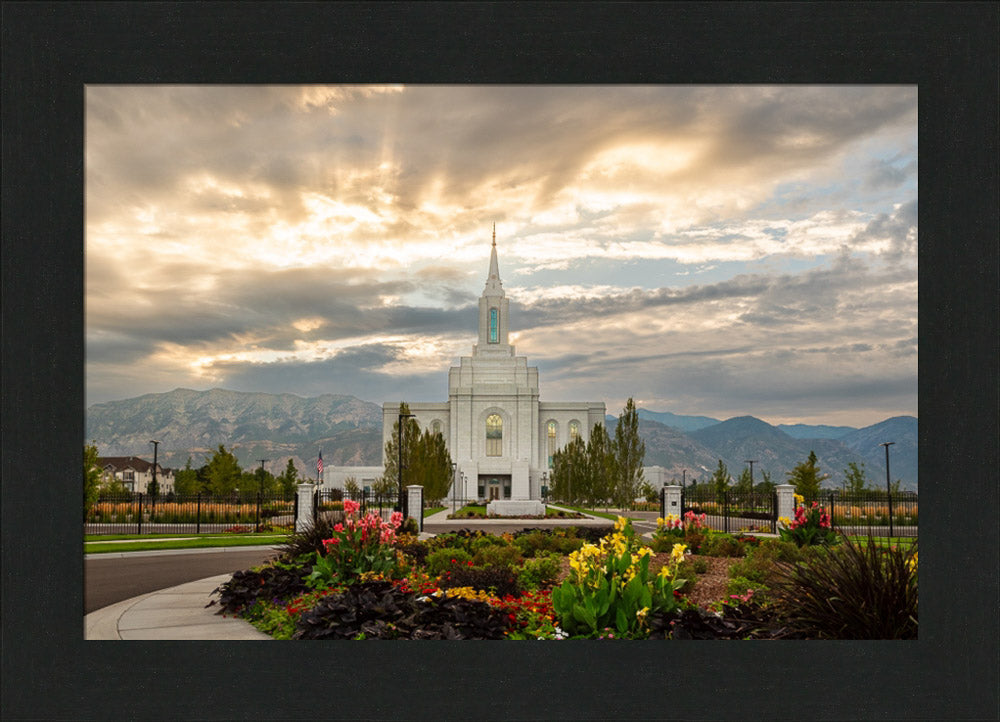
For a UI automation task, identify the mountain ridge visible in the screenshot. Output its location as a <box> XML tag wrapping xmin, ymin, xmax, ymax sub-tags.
<box><xmin>86</xmin><ymin>388</ymin><xmax>917</xmax><ymax>489</ymax></box>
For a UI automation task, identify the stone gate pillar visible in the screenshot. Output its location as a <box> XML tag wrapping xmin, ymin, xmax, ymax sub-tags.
<box><xmin>776</xmin><ymin>484</ymin><xmax>796</xmax><ymax>523</ymax></box>
<box><xmin>296</xmin><ymin>483</ymin><xmax>316</xmax><ymax>532</ymax></box>
<box><xmin>406</xmin><ymin>485</ymin><xmax>424</xmax><ymax>532</ymax></box>
<box><xmin>662</xmin><ymin>485</ymin><xmax>683</xmax><ymax>519</ymax></box>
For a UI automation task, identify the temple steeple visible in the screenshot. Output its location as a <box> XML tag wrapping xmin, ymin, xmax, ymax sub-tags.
<box><xmin>475</xmin><ymin>225</ymin><xmax>512</xmax><ymax>355</ymax></box>
<box><xmin>484</xmin><ymin>222</ymin><xmax>503</xmax><ymax>295</ymax></box>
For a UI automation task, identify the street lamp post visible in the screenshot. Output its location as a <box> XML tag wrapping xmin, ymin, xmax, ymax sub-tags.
<box><xmin>149</xmin><ymin>440</ymin><xmax>160</xmax><ymax>511</ymax></box>
<box><xmin>397</xmin><ymin>412</ymin><xmax>414</xmax><ymax>515</ymax></box>
<box><xmin>881</xmin><ymin>442</ymin><xmax>895</xmax><ymax>537</ymax></box>
<box><xmin>451</xmin><ymin>462</ymin><xmax>458</xmax><ymax>514</ymax></box>
<box><xmin>745</xmin><ymin>460</ymin><xmax>757</xmax><ymax>491</ymax></box>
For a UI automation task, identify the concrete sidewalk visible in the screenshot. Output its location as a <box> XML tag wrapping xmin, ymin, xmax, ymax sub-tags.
<box><xmin>84</xmin><ymin>574</ymin><xmax>272</xmax><ymax>640</ymax></box>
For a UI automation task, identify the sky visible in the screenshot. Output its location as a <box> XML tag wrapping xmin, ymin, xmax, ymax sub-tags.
<box><xmin>85</xmin><ymin>85</ymin><xmax>917</xmax><ymax>427</ymax></box>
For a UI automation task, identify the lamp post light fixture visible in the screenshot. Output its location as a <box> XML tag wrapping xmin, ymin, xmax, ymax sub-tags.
<box><xmin>149</xmin><ymin>440</ymin><xmax>160</xmax><ymax>510</ymax></box>
<box><xmin>397</xmin><ymin>412</ymin><xmax>414</xmax><ymax>515</ymax></box>
<box><xmin>745</xmin><ymin>460</ymin><xmax>757</xmax><ymax>490</ymax></box>
<box><xmin>881</xmin><ymin>441</ymin><xmax>895</xmax><ymax>537</ymax></box>
<box><xmin>451</xmin><ymin>462</ymin><xmax>458</xmax><ymax>514</ymax></box>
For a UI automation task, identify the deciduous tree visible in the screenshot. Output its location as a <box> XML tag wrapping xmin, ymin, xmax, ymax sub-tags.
<box><xmin>84</xmin><ymin>442</ymin><xmax>102</xmax><ymax>520</ymax></box>
<box><xmin>841</xmin><ymin>461</ymin><xmax>871</xmax><ymax>495</ymax></box>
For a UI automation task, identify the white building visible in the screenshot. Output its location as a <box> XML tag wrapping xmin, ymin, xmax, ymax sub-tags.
<box><xmin>327</xmin><ymin>230</ymin><xmax>605</xmax><ymax>510</ymax></box>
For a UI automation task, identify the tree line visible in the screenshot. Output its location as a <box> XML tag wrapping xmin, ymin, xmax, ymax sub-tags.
<box><xmin>547</xmin><ymin>398</ymin><xmax>648</xmax><ymax>508</ymax></box>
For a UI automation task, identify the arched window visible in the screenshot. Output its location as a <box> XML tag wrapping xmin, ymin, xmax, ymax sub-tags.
<box><xmin>431</xmin><ymin>420</ymin><xmax>442</xmax><ymax>435</ymax></box>
<box><xmin>569</xmin><ymin>420</ymin><xmax>580</xmax><ymax>442</ymax></box>
<box><xmin>547</xmin><ymin>420</ymin><xmax>557</xmax><ymax>468</ymax></box>
<box><xmin>486</xmin><ymin>414</ymin><xmax>502</xmax><ymax>456</ymax></box>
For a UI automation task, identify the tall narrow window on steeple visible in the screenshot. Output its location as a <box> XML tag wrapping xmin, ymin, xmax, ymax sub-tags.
<box><xmin>489</xmin><ymin>307</ymin><xmax>498</xmax><ymax>343</ymax></box>
<box><xmin>547</xmin><ymin>421</ymin><xmax>557</xmax><ymax>468</ymax></box>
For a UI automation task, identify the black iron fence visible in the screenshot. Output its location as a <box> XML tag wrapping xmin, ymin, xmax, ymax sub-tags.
<box><xmin>808</xmin><ymin>490</ymin><xmax>918</xmax><ymax>538</ymax></box>
<box><xmin>314</xmin><ymin>488</ymin><xmax>398</xmax><ymax>524</ymax></box>
<box><xmin>85</xmin><ymin>492</ymin><xmax>295</xmax><ymax>535</ymax></box>
<box><xmin>680</xmin><ymin>488</ymin><xmax>778</xmax><ymax>534</ymax></box>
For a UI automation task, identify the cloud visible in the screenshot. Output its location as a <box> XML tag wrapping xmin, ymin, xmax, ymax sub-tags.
<box><xmin>85</xmin><ymin>85</ymin><xmax>917</xmax><ymax>425</ymax></box>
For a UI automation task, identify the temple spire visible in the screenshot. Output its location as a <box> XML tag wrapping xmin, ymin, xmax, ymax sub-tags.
<box><xmin>485</xmin><ymin>224</ymin><xmax>502</xmax><ymax>293</ymax></box>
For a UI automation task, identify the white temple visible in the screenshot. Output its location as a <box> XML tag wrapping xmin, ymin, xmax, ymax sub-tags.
<box><xmin>325</xmin><ymin>227</ymin><xmax>607</xmax><ymax>512</ymax></box>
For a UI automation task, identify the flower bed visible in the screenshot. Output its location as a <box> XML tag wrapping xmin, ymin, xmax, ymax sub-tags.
<box><xmin>211</xmin><ymin>511</ymin><xmax>917</xmax><ymax>640</ymax></box>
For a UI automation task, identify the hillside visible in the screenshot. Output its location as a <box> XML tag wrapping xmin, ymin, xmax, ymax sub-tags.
<box><xmin>86</xmin><ymin>388</ymin><xmax>383</xmax><ymax>472</ymax></box>
<box><xmin>86</xmin><ymin>389</ymin><xmax>917</xmax><ymax>489</ymax></box>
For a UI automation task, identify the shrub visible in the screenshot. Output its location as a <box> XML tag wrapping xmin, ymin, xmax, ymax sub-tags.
<box><xmin>513</xmin><ymin>529</ymin><xmax>585</xmax><ymax>557</ymax></box>
<box><xmin>691</xmin><ymin>558</ymin><xmax>709</xmax><ymax>574</ymax></box>
<box><xmin>700</xmin><ymin>533</ymin><xmax>745</xmax><ymax>558</ymax></box>
<box><xmin>726</xmin><ymin>539</ymin><xmax>809</xmax><ymax>604</ymax></box>
<box><xmin>770</xmin><ymin>535</ymin><xmax>918</xmax><ymax>639</ymax></box>
<box><xmin>473</xmin><ymin>543</ymin><xmax>524</xmax><ymax>570</ymax></box>
<box><xmin>516</xmin><ymin>553</ymin><xmax>562</xmax><ymax>590</ymax></box>
<box><xmin>672</xmin><ymin>560</ymin><xmax>698</xmax><ymax>595</ymax></box>
<box><xmin>425</xmin><ymin>547</ymin><xmax>473</xmax><ymax>576</ymax></box>
<box><xmin>211</xmin><ymin>560</ymin><xmax>313</xmax><ymax>615</ymax></box>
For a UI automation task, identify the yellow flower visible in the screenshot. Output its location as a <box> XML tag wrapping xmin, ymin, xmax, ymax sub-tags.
<box><xmin>670</xmin><ymin>543</ymin><xmax>687</xmax><ymax>564</ymax></box>
<box><xmin>614</xmin><ymin>516</ymin><xmax>628</xmax><ymax>532</ymax></box>
<box><xmin>656</xmin><ymin>517</ymin><xmax>665</xmax><ymax>527</ymax></box>
<box><xmin>908</xmin><ymin>552</ymin><xmax>918</xmax><ymax>573</ymax></box>
<box><xmin>778</xmin><ymin>516</ymin><xmax>792</xmax><ymax>527</ymax></box>
<box><xmin>794</xmin><ymin>493</ymin><xmax>804</xmax><ymax>505</ymax></box>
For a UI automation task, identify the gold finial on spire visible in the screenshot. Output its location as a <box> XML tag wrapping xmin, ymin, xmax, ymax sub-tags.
<box><xmin>492</xmin><ymin>222</ymin><xmax>496</xmax><ymax>247</ymax></box>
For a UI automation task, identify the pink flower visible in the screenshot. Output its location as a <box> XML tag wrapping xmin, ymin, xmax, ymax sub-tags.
<box><xmin>343</xmin><ymin>498</ymin><xmax>360</xmax><ymax>516</ymax></box>
<box><xmin>333</xmin><ymin>523</ymin><xmax>344</xmax><ymax>533</ymax></box>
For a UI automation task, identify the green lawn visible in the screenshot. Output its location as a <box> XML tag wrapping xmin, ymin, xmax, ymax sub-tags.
<box><xmin>85</xmin><ymin>534</ymin><xmax>289</xmax><ymax>554</ymax></box>
<box><xmin>423</xmin><ymin>506</ymin><xmax>446</xmax><ymax>518</ymax></box>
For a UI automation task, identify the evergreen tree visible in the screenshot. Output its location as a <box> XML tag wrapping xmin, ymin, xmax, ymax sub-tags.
<box><xmin>711</xmin><ymin>459</ymin><xmax>730</xmax><ymax>501</ymax></box>
<box><xmin>611</xmin><ymin>397</ymin><xmax>646</xmax><ymax>508</ymax></box>
<box><xmin>204</xmin><ymin>444</ymin><xmax>242</xmax><ymax>495</ymax></box>
<box><xmin>786</xmin><ymin>450</ymin><xmax>829</xmax><ymax>499</ymax></box>
<box><xmin>842</xmin><ymin>461</ymin><xmax>870</xmax><ymax>495</ymax></box>
<box><xmin>277</xmin><ymin>458</ymin><xmax>299</xmax><ymax>497</ymax></box>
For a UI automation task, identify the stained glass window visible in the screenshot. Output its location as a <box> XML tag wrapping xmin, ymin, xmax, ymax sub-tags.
<box><xmin>569</xmin><ymin>421</ymin><xmax>580</xmax><ymax>442</ymax></box>
<box><xmin>486</xmin><ymin>414</ymin><xmax>502</xmax><ymax>456</ymax></box>
<box><xmin>489</xmin><ymin>307</ymin><xmax>498</xmax><ymax>343</ymax></box>
<box><xmin>547</xmin><ymin>420</ymin><xmax>557</xmax><ymax>468</ymax></box>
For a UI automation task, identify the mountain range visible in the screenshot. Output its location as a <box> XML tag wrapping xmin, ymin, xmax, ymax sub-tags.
<box><xmin>86</xmin><ymin>388</ymin><xmax>918</xmax><ymax>490</ymax></box>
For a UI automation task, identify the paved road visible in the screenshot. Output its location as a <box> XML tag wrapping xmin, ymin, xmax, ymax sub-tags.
<box><xmin>84</xmin><ymin>548</ymin><xmax>280</xmax><ymax>613</ymax></box>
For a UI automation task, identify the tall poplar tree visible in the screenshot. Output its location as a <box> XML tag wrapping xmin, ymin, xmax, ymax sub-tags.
<box><xmin>611</xmin><ymin>397</ymin><xmax>646</xmax><ymax>508</ymax></box>
<box><xmin>383</xmin><ymin>403</ymin><xmax>421</xmax><ymax>495</ymax></box>
<box><xmin>586</xmin><ymin>423</ymin><xmax>614</xmax><ymax>507</ymax></box>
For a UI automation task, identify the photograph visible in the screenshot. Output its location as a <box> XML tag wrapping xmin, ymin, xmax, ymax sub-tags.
<box><xmin>84</xmin><ymin>84</ymin><xmax>919</xmax><ymax>642</ymax></box>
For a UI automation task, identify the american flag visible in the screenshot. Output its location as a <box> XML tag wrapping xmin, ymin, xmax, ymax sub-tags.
<box><xmin>316</xmin><ymin>450</ymin><xmax>323</xmax><ymax>477</ymax></box>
